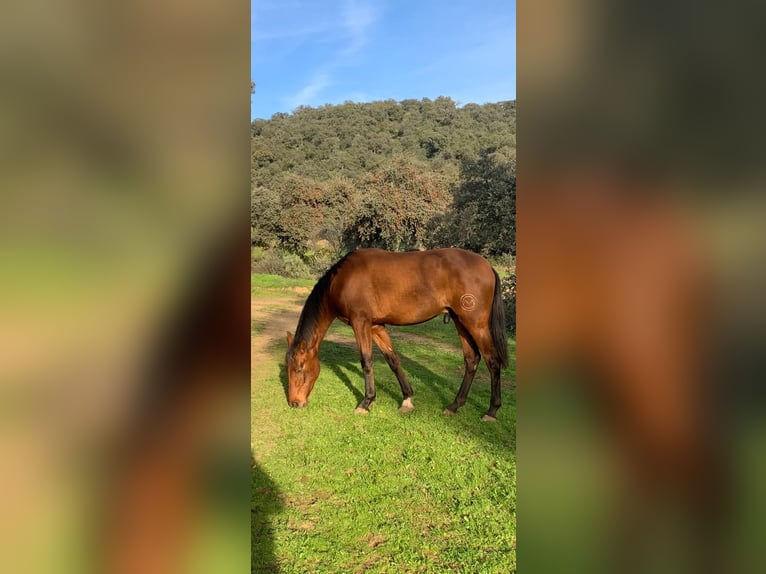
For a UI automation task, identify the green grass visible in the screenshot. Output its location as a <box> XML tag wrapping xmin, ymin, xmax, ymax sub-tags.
<box><xmin>252</xmin><ymin>273</ymin><xmax>315</xmax><ymax>292</ymax></box>
<box><xmin>252</xmin><ymin>274</ymin><xmax>516</xmax><ymax>573</ymax></box>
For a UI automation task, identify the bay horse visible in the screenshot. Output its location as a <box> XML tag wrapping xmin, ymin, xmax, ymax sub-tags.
<box><xmin>285</xmin><ymin>248</ymin><xmax>508</xmax><ymax>421</ymax></box>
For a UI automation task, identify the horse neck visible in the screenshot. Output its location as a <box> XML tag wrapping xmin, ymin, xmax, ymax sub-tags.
<box><xmin>298</xmin><ymin>298</ymin><xmax>335</xmax><ymax>354</ymax></box>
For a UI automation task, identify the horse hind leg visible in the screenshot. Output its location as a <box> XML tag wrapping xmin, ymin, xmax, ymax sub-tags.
<box><xmin>371</xmin><ymin>325</ymin><xmax>414</xmax><ymax>413</ymax></box>
<box><xmin>473</xmin><ymin>330</ymin><xmax>502</xmax><ymax>421</ymax></box>
<box><xmin>443</xmin><ymin>317</ymin><xmax>481</xmax><ymax>416</ymax></box>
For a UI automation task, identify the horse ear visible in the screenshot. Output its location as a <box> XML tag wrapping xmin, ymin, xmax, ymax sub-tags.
<box><xmin>286</xmin><ymin>332</ymin><xmax>294</xmax><ymax>346</ymax></box>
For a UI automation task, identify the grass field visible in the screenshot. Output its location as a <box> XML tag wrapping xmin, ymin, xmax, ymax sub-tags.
<box><xmin>251</xmin><ymin>274</ymin><xmax>516</xmax><ymax>573</ymax></box>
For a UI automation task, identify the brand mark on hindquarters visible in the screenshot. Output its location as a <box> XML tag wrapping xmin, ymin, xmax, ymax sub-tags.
<box><xmin>460</xmin><ymin>294</ymin><xmax>477</xmax><ymax>311</ymax></box>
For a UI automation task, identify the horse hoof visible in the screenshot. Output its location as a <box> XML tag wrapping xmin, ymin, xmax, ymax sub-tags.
<box><xmin>442</xmin><ymin>408</ymin><xmax>456</xmax><ymax>416</ymax></box>
<box><xmin>354</xmin><ymin>407</ymin><xmax>370</xmax><ymax>415</ymax></box>
<box><xmin>398</xmin><ymin>398</ymin><xmax>414</xmax><ymax>413</ymax></box>
<box><xmin>481</xmin><ymin>414</ymin><xmax>497</xmax><ymax>422</ymax></box>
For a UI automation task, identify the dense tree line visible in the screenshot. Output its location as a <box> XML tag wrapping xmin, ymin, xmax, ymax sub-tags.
<box><xmin>252</xmin><ymin>97</ymin><xmax>514</xmax><ymax>182</ymax></box>
<box><xmin>251</xmin><ymin>97</ymin><xmax>515</xmax><ymax>261</ymax></box>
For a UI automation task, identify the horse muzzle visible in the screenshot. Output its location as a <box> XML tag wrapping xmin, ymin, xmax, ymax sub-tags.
<box><xmin>289</xmin><ymin>400</ymin><xmax>307</xmax><ymax>408</ymax></box>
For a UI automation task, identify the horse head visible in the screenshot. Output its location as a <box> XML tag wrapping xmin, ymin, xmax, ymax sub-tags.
<box><xmin>285</xmin><ymin>332</ymin><xmax>320</xmax><ymax>408</ymax></box>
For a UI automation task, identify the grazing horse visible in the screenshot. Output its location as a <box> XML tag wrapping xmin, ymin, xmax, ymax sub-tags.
<box><xmin>285</xmin><ymin>248</ymin><xmax>508</xmax><ymax>421</ymax></box>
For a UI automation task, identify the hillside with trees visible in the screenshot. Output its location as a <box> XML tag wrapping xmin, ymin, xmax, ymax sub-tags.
<box><xmin>251</xmin><ymin>96</ymin><xmax>515</xmax><ymax>269</ymax></box>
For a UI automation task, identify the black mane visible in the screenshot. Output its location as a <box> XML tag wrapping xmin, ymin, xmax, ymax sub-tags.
<box><xmin>290</xmin><ymin>253</ymin><xmax>350</xmax><ymax>351</ymax></box>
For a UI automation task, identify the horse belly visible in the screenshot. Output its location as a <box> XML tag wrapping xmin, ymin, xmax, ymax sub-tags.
<box><xmin>336</xmin><ymin>287</ymin><xmax>443</xmax><ymax>326</ymax></box>
<box><xmin>374</xmin><ymin>285</ymin><xmax>446</xmax><ymax>325</ymax></box>
<box><xmin>378</xmin><ymin>301</ymin><xmax>444</xmax><ymax>325</ymax></box>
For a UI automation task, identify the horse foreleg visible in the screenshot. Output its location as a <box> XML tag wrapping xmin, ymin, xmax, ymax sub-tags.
<box><xmin>351</xmin><ymin>319</ymin><xmax>376</xmax><ymax>413</ymax></box>
<box><xmin>444</xmin><ymin>318</ymin><xmax>481</xmax><ymax>416</ymax></box>
<box><xmin>371</xmin><ymin>325</ymin><xmax>414</xmax><ymax>413</ymax></box>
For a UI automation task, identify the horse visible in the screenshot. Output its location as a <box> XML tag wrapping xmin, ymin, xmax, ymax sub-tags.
<box><xmin>285</xmin><ymin>248</ymin><xmax>509</xmax><ymax>421</ymax></box>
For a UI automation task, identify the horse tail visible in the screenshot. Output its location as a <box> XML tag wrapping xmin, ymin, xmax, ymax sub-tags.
<box><xmin>490</xmin><ymin>269</ymin><xmax>509</xmax><ymax>368</ymax></box>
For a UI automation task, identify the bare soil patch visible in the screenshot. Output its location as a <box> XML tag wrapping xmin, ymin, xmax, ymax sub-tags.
<box><xmin>251</xmin><ymin>296</ymin><xmax>303</xmax><ymax>366</ymax></box>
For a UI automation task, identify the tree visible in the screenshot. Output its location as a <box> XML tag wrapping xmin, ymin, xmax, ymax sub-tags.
<box><xmin>251</xmin><ymin>174</ymin><xmax>362</xmax><ymax>254</ymax></box>
<box><xmin>250</xmin><ymin>185</ymin><xmax>281</xmax><ymax>247</ymax></box>
<box><xmin>320</xmin><ymin>176</ymin><xmax>361</xmax><ymax>247</ymax></box>
<box><xmin>431</xmin><ymin>149</ymin><xmax>516</xmax><ymax>256</ymax></box>
<box><xmin>273</xmin><ymin>174</ymin><xmax>328</xmax><ymax>252</ymax></box>
<box><xmin>344</xmin><ymin>158</ymin><xmax>451</xmax><ymax>251</ymax></box>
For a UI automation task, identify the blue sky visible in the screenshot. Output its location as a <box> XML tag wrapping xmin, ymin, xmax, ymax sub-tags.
<box><xmin>251</xmin><ymin>0</ymin><xmax>515</xmax><ymax>120</ymax></box>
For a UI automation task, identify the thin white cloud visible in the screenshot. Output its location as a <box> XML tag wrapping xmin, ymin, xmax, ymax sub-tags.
<box><xmin>341</xmin><ymin>0</ymin><xmax>378</xmax><ymax>55</ymax></box>
<box><xmin>252</xmin><ymin>23</ymin><xmax>331</xmax><ymax>43</ymax></box>
<box><xmin>413</xmin><ymin>21</ymin><xmax>515</xmax><ymax>87</ymax></box>
<box><xmin>343</xmin><ymin>0</ymin><xmax>376</xmax><ymax>34</ymax></box>
<box><xmin>252</xmin><ymin>1</ymin><xmax>334</xmax><ymax>44</ymax></box>
<box><xmin>282</xmin><ymin>0</ymin><xmax>380</xmax><ymax>109</ymax></box>
<box><xmin>284</xmin><ymin>72</ymin><xmax>333</xmax><ymax>109</ymax></box>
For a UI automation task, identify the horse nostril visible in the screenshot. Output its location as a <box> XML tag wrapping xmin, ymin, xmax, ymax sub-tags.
<box><xmin>290</xmin><ymin>401</ymin><xmax>299</xmax><ymax>408</ymax></box>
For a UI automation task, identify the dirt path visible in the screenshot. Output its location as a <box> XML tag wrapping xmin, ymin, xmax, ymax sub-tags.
<box><xmin>251</xmin><ymin>296</ymin><xmax>304</xmax><ymax>366</ymax></box>
<box><xmin>251</xmin><ymin>293</ymin><xmax>358</xmax><ymax>368</ymax></box>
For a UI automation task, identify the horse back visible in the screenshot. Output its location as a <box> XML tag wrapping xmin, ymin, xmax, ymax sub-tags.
<box><xmin>329</xmin><ymin>248</ymin><xmax>495</xmax><ymax>325</ymax></box>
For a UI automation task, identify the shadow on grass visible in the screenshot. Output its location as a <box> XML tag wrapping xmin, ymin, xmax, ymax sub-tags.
<box><xmin>320</xmin><ymin>341</ymin><xmax>470</xmax><ymax>407</ymax></box>
<box><xmin>254</xmin><ymin>299</ymin><xmax>515</xmax><ymax>452</ymax></box>
<box><xmin>320</xmin><ymin>340</ymin><xmax>407</xmax><ymax>405</ymax></box>
<box><xmin>277</xmin><ymin>362</ymin><xmax>288</xmax><ymax>403</ymax></box>
<box><xmin>318</xmin><ymin>339</ymin><xmax>487</xmax><ymax>415</ymax></box>
<box><xmin>252</xmin><ymin>453</ymin><xmax>283</xmax><ymax>573</ymax></box>
<box><xmin>325</xmin><ymin>360</ymin><xmax>365</xmax><ymax>404</ymax></box>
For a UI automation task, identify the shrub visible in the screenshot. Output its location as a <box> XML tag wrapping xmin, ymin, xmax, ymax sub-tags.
<box><xmin>251</xmin><ymin>249</ymin><xmax>289</xmax><ymax>276</ymax></box>
<box><xmin>500</xmin><ymin>273</ymin><xmax>516</xmax><ymax>335</ymax></box>
<box><xmin>303</xmin><ymin>244</ymin><xmax>340</xmax><ymax>277</ymax></box>
<box><xmin>251</xmin><ymin>249</ymin><xmax>310</xmax><ymax>279</ymax></box>
<box><xmin>281</xmin><ymin>253</ymin><xmax>312</xmax><ymax>279</ymax></box>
